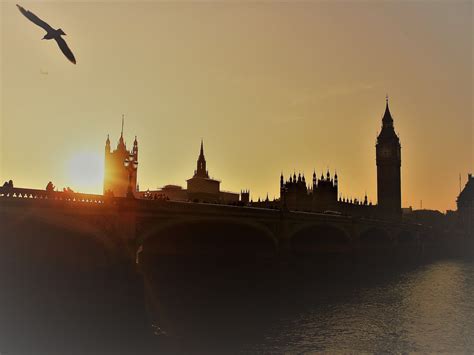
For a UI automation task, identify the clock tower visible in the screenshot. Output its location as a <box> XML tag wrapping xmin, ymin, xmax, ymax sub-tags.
<box><xmin>376</xmin><ymin>97</ymin><xmax>401</xmax><ymax>218</ymax></box>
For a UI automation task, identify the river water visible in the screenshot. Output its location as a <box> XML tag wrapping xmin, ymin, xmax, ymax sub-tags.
<box><xmin>147</xmin><ymin>257</ymin><xmax>474</xmax><ymax>353</ymax></box>
<box><xmin>2</xmin><ymin>210</ymin><xmax>472</xmax><ymax>353</ymax></box>
<box><xmin>1</xmin><ymin>255</ymin><xmax>473</xmax><ymax>354</ymax></box>
<box><xmin>246</xmin><ymin>259</ymin><xmax>474</xmax><ymax>353</ymax></box>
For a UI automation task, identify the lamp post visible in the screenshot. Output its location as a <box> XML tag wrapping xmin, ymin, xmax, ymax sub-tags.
<box><xmin>124</xmin><ymin>153</ymin><xmax>138</xmax><ymax>198</ymax></box>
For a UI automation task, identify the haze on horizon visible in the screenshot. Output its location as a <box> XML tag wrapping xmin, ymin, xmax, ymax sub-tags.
<box><xmin>0</xmin><ymin>0</ymin><xmax>472</xmax><ymax>212</ymax></box>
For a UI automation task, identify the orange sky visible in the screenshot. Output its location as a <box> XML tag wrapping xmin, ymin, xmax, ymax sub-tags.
<box><xmin>1</xmin><ymin>1</ymin><xmax>472</xmax><ymax>212</ymax></box>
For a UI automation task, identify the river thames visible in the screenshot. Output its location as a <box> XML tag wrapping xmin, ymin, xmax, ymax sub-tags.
<box><xmin>145</xmin><ymin>257</ymin><xmax>474</xmax><ymax>353</ymax></box>
<box><xmin>245</xmin><ymin>259</ymin><xmax>474</xmax><ymax>353</ymax></box>
<box><xmin>2</xmin><ymin>254</ymin><xmax>473</xmax><ymax>354</ymax></box>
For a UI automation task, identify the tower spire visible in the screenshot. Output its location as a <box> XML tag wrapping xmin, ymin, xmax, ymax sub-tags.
<box><xmin>382</xmin><ymin>95</ymin><xmax>393</xmax><ymax>126</ymax></box>
<box><xmin>105</xmin><ymin>134</ymin><xmax>111</xmax><ymax>153</ymax></box>
<box><xmin>376</xmin><ymin>96</ymin><xmax>401</xmax><ymax>217</ymax></box>
<box><xmin>194</xmin><ymin>139</ymin><xmax>209</xmax><ymax>178</ymax></box>
<box><xmin>117</xmin><ymin>114</ymin><xmax>126</xmax><ymax>150</ymax></box>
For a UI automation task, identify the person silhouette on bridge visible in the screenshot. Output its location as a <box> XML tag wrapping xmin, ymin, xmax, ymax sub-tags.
<box><xmin>2</xmin><ymin>180</ymin><xmax>13</xmax><ymax>189</ymax></box>
<box><xmin>46</xmin><ymin>181</ymin><xmax>55</xmax><ymax>193</ymax></box>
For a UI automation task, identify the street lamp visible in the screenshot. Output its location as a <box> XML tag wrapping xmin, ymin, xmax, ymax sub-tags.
<box><xmin>124</xmin><ymin>153</ymin><xmax>138</xmax><ymax>198</ymax></box>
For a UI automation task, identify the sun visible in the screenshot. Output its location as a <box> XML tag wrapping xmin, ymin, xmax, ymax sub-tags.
<box><xmin>65</xmin><ymin>151</ymin><xmax>104</xmax><ymax>194</ymax></box>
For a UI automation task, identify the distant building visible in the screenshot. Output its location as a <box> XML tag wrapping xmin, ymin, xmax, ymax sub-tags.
<box><xmin>159</xmin><ymin>185</ymin><xmax>188</xmax><ymax>201</ymax></box>
<box><xmin>138</xmin><ymin>186</ymin><xmax>181</xmax><ymax>201</ymax></box>
<box><xmin>186</xmin><ymin>140</ymin><xmax>222</xmax><ymax>203</ymax></box>
<box><xmin>404</xmin><ymin>209</ymin><xmax>446</xmax><ymax>229</ymax></box>
<box><xmin>402</xmin><ymin>206</ymin><xmax>413</xmax><ymax>215</ymax></box>
<box><xmin>240</xmin><ymin>190</ymin><xmax>250</xmax><ymax>205</ymax></box>
<box><xmin>276</xmin><ymin>98</ymin><xmax>401</xmax><ymax>219</ymax></box>
<box><xmin>457</xmin><ymin>173</ymin><xmax>474</xmax><ymax>235</ymax></box>
<box><xmin>219</xmin><ymin>191</ymin><xmax>240</xmax><ymax>204</ymax></box>
<box><xmin>279</xmin><ymin>171</ymin><xmax>338</xmax><ymax>212</ymax></box>
<box><xmin>103</xmin><ymin>118</ymin><xmax>138</xmax><ymax>197</ymax></box>
<box><xmin>376</xmin><ymin>98</ymin><xmax>402</xmax><ymax>218</ymax></box>
<box><xmin>186</xmin><ymin>141</ymin><xmax>239</xmax><ymax>204</ymax></box>
<box><xmin>250</xmin><ymin>194</ymin><xmax>279</xmax><ymax>209</ymax></box>
<box><xmin>277</xmin><ymin>170</ymin><xmax>374</xmax><ymax>216</ymax></box>
<box><xmin>138</xmin><ymin>140</ymin><xmax>240</xmax><ymax>204</ymax></box>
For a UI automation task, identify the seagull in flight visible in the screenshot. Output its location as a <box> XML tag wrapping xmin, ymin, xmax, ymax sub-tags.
<box><xmin>16</xmin><ymin>4</ymin><xmax>76</xmax><ymax>64</ymax></box>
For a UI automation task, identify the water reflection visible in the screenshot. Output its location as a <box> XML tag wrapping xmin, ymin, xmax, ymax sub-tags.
<box><xmin>1</xmin><ymin>234</ymin><xmax>473</xmax><ymax>355</ymax></box>
<box><xmin>401</xmin><ymin>261</ymin><xmax>474</xmax><ymax>352</ymax></box>
<box><xmin>144</xmin><ymin>258</ymin><xmax>474</xmax><ymax>353</ymax></box>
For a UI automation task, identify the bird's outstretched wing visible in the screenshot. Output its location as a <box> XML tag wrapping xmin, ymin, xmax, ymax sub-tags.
<box><xmin>16</xmin><ymin>4</ymin><xmax>53</xmax><ymax>32</ymax></box>
<box><xmin>54</xmin><ymin>36</ymin><xmax>76</xmax><ymax>64</ymax></box>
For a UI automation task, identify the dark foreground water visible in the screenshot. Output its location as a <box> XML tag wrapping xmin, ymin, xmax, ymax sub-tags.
<box><xmin>245</xmin><ymin>259</ymin><xmax>474</xmax><ymax>353</ymax></box>
<box><xmin>146</xmin><ymin>257</ymin><xmax>474</xmax><ymax>353</ymax></box>
<box><xmin>2</xmin><ymin>256</ymin><xmax>473</xmax><ymax>354</ymax></box>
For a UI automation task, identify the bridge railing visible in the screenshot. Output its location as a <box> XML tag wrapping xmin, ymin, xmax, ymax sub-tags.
<box><xmin>0</xmin><ymin>187</ymin><xmax>105</xmax><ymax>204</ymax></box>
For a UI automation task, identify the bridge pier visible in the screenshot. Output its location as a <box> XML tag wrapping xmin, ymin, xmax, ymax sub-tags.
<box><xmin>276</xmin><ymin>213</ymin><xmax>292</xmax><ymax>260</ymax></box>
<box><xmin>116</xmin><ymin>198</ymin><xmax>139</xmax><ymax>262</ymax></box>
<box><xmin>348</xmin><ymin>220</ymin><xmax>361</xmax><ymax>262</ymax></box>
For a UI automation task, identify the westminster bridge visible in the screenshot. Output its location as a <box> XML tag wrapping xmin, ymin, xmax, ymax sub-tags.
<box><xmin>1</xmin><ymin>186</ymin><xmax>471</xmax><ymax>353</ymax></box>
<box><xmin>0</xmin><ymin>186</ymin><xmax>434</xmax><ymax>265</ymax></box>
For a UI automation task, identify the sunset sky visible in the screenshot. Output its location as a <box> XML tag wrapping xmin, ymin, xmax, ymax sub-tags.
<box><xmin>1</xmin><ymin>0</ymin><xmax>472</xmax><ymax>212</ymax></box>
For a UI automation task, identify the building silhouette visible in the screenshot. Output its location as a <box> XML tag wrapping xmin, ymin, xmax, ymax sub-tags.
<box><xmin>138</xmin><ymin>141</ymin><xmax>241</xmax><ymax>204</ymax></box>
<box><xmin>457</xmin><ymin>173</ymin><xmax>474</xmax><ymax>235</ymax></box>
<box><xmin>240</xmin><ymin>190</ymin><xmax>250</xmax><ymax>205</ymax></box>
<box><xmin>277</xmin><ymin>98</ymin><xmax>401</xmax><ymax>218</ymax></box>
<box><xmin>279</xmin><ymin>171</ymin><xmax>339</xmax><ymax>212</ymax></box>
<box><xmin>277</xmin><ymin>169</ymin><xmax>373</xmax><ymax>216</ymax></box>
<box><xmin>186</xmin><ymin>140</ymin><xmax>222</xmax><ymax>203</ymax></box>
<box><xmin>103</xmin><ymin>118</ymin><xmax>138</xmax><ymax>197</ymax></box>
<box><xmin>376</xmin><ymin>97</ymin><xmax>402</xmax><ymax>217</ymax></box>
<box><xmin>105</xmin><ymin>99</ymin><xmax>403</xmax><ymax>219</ymax></box>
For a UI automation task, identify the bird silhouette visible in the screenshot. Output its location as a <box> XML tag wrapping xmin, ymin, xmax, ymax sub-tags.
<box><xmin>16</xmin><ymin>4</ymin><xmax>76</xmax><ymax>64</ymax></box>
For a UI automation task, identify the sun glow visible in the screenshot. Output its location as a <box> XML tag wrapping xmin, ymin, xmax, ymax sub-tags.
<box><xmin>65</xmin><ymin>151</ymin><xmax>104</xmax><ymax>194</ymax></box>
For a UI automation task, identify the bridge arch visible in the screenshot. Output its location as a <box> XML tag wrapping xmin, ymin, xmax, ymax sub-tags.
<box><xmin>289</xmin><ymin>223</ymin><xmax>352</xmax><ymax>257</ymax></box>
<box><xmin>396</xmin><ymin>230</ymin><xmax>417</xmax><ymax>244</ymax></box>
<box><xmin>358</xmin><ymin>226</ymin><xmax>392</xmax><ymax>245</ymax></box>
<box><xmin>139</xmin><ymin>217</ymin><xmax>277</xmax><ymax>259</ymax></box>
<box><xmin>356</xmin><ymin>226</ymin><xmax>396</xmax><ymax>263</ymax></box>
<box><xmin>392</xmin><ymin>229</ymin><xmax>423</xmax><ymax>261</ymax></box>
<box><xmin>0</xmin><ymin>208</ymin><xmax>120</xmax><ymax>270</ymax></box>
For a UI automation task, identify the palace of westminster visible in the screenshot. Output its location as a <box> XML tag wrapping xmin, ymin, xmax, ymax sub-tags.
<box><xmin>104</xmin><ymin>99</ymin><xmax>402</xmax><ymax>218</ymax></box>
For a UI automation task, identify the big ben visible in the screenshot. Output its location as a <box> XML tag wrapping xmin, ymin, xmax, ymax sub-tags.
<box><xmin>376</xmin><ymin>97</ymin><xmax>401</xmax><ymax>218</ymax></box>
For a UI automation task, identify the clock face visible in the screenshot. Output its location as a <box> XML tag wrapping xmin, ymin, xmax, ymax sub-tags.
<box><xmin>380</xmin><ymin>147</ymin><xmax>391</xmax><ymax>158</ymax></box>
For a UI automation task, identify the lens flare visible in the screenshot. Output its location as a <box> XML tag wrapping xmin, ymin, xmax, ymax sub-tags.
<box><xmin>65</xmin><ymin>151</ymin><xmax>104</xmax><ymax>194</ymax></box>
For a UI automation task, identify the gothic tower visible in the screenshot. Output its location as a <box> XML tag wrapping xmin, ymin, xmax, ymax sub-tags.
<box><xmin>103</xmin><ymin>117</ymin><xmax>138</xmax><ymax>197</ymax></box>
<box><xmin>187</xmin><ymin>140</ymin><xmax>220</xmax><ymax>202</ymax></box>
<box><xmin>194</xmin><ymin>139</ymin><xmax>209</xmax><ymax>178</ymax></box>
<box><xmin>376</xmin><ymin>97</ymin><xmax>401</xmax><ymax>217</ymax></box>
